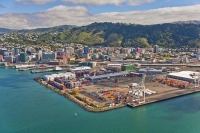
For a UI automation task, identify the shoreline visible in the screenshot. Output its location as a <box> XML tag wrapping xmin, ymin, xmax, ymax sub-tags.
<box><xmin>34</xmin><ymin>77</ymin><xmax>125</xmax><ymax>112</ymax></box>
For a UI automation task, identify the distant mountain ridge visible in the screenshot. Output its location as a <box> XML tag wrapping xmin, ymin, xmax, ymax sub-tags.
<box><xmin>173</xmin><ymin>20</ymin><xmax>200</xmax><ymax>25</ymax></box>
<box><xmin>0</xmin><ymin>28</ymin><xmax>12</xmax><ymax>33</ymax></box>
<box><xmin>1</xmin><ymin>20</ymin><xmax>200</xmax><ymax>33</ymax></box>
<box><xmin>0</xmin><ymin>25</ymin><xmax>76</xmax><ymax>33</ymax></box>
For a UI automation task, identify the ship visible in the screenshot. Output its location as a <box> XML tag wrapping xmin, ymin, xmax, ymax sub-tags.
<box><xmin>71</xmin><ymin>66</ymin><xmax>92</xmax><ymax>71</ymax></box>
<box><xmin>127</xmin><ymin>103</ymin><xmax>135</xmax><ymax>108</ymax></box>
<box><xmin>53</xmin><ymin>66</ymin><xmax>62</xmax><ymax>71</ymax></box>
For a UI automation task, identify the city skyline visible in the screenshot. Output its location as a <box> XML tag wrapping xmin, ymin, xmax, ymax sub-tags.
<box><xmin>0</xmin><ymin>0</ymin><xmax>200</xmax><ymax>29</ymax></box>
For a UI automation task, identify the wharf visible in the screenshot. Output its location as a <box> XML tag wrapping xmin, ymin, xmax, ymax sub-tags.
<box><xmin>127</xmin><ymin>88</ymin><xmax>200</xmax><ymax>108</ymax></box>
<box><xmin>31</xmin><ymin>68</ymin><xmax>70</xmax><ymax>74</ymax></box>
<box><xmin>34</xmin><ymin>78</ymin><xmax>126</xmax><ymax>112</ymax></box>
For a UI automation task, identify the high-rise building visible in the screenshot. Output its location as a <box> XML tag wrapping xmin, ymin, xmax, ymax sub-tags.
<box><xmin>14</xmin><ymin>48</ymin><xmax>20</xmax><ymax>55</ymax></box>
<box><xmin>64</xmin><ymin>47</ymin><xmax>74</xmax><ymax>56</ymax></box>
<box><xmin>19</xmin><ymin>53</ymin><xmax>27</xmax><ymax>62</ymax></box>
<box><xmin>84</xmin><ymin>46</ymin><xmax>89</xmax><ymax>53</ymax></box>
<box><xmin>153</xmin><ymin>45</ymin><xmax>159</xmax><ymax>53</ymax></box>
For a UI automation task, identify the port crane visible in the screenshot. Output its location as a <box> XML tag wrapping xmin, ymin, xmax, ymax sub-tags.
<box><xmin>190</xmin><ymin>72</ymin><xmax>200</xmax><ymax>88</ymax></box>
<box><xmin>131</xmin><ymin>71</ymin><xmax>147</xmax><ymax>104</ymax></box>
<box><xmin>138</xmin><ymin>71</ymin><xmax>147</xmax><ymax>104</ymax></box>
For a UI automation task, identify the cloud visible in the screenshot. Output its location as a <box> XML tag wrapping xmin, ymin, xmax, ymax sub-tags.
<box><xmin>0</xmin><ymin>4</ymin><xmax>200</xmax><ymax>29</ymax></box>
<box><xmin>127</xmin><ymin>0</ymin><xmax>155</xmax><ymax>6</ymax></box>
<box><xmin>62</xmin><ymin>0</ymin><xmax>155</xmax><ymax>6</ymax></box>
<box><xmin>0</xmin><ymin>4</ymin><xmax>5</xmax><ymax>8</ymax></box>
<box><xmin>0</xmin><ymin>14</ymin><xmax>31</xmax><ymax>29</ymax></box>
<box><xmin>14</xmin><ymin>0</ymin><xmax>55</xmax><ymax>5</ymax></box>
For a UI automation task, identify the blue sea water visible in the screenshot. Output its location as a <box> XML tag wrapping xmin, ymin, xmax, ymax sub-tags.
<box><xmin>1</xmin><ymin>68</ymin><xmax>200</xmax><ymax>133</ymax></box>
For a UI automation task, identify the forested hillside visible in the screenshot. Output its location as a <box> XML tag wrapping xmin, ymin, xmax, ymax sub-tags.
<box><xmin>2</xmin><ymin>22</ymin><xmax>200</xmax><ymax>48</ymax></box>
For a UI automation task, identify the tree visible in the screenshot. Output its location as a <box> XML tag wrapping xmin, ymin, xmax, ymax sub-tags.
<box><xmin>68</xmin><ymin>60</ymin><xmax>75</xmax><ymax>64</ymax></box>
<box><xmin>75</xmin><ymin>54</ymin><xmax>80</xmax><ymax>60</ymax></box>
<box><xmin>72</xmin><ymin>88</ymin><xmax>79</xmax><ymax>95</ymax></box>
<box><xmin>93</xmin><ymin>49</ymin><xmax>98</xmax><ymax>53</ymax></box>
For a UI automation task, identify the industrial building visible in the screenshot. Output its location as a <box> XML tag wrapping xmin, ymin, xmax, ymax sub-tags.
<box><xmin>42</xmin><ymin>72</ymin><xmax>76</xmax><ymax>81</ymax></box>
<box><xmin>89</xmin><ymin>71</ymin><xmax>129</xmax><ymax>82</ymax></box>
<box><xmin>138</xmin><ymin>68</ymin><xmax>162</xmax><ymax>75</ymax></box>
<box><xmin>167</xmin><ymin>71</ymin><xmax>200</xmax><ymax>83</ymax></box>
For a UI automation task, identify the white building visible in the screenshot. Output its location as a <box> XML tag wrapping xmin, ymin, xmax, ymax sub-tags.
<box><xmin>42</xmin><ymin>72</ymin><xmax>76</xmax><ymax>81</ymax></box>
<box><xmin>167</xmin><ymin>71</ymin><xmax>200</xmax><ymax>83</ymax></box>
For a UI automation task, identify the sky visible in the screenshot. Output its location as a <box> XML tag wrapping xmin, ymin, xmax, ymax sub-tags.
<box><xmin>0</xmin><ymin>0</ymin><xmax>200</xmax><ymax>29</ymax></box>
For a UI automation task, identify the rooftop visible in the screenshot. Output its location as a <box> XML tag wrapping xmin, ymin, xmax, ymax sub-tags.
<box><xmin>167</xmin><ymin>71</ymin><xmax>200</xmax><ymax>80</ymax></box>
<box><xmin>89</xmin><ymin>71</ymin><xmax>129</xmax><ymax>80</ymax></box>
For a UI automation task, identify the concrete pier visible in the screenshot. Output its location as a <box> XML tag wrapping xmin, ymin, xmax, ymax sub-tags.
<box><xmin>127</xmin><ymin>88</ymin><xmax>200</xmax><ymax>108</ymax></box>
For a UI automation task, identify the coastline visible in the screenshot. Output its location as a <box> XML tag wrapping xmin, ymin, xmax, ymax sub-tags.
<box><xmin>34</xmin><ymin>77</ymin><xmax>125</xmax><ymax>112</ymax></box>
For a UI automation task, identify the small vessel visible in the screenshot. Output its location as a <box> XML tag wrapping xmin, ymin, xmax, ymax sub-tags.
<box><xmin>53</xmin><ymin>66</ymin><xmax>62</xmax><ymax>71</ymax></box>
<box><xmin>127</xmin><ymin>103</ymin><xmax>134</xmax><ymax>108</ymax></box>
<box><xmin>75</xmin><ymin>113</ymin><xmax>77</xmax><ymax>117</ymax></box>
<box><xmin>18</xmin><ymin>68</ymin><xmax>29</xmax><ymax>71</ymax></box>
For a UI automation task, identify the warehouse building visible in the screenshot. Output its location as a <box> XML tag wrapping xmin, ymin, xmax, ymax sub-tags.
<box><xmin>138</xmin><ymin>68</ymin><xmax>162</xmax><ymax>75</ymax></box>
<box><xmin>89</xmin><ymin>71</ymin><xmax>129</xmax><ymax>82</ymax></box>
<box><xmin>166</xmin><ymin>71</ymin><xmax>200</xmax><ymax>83</ymax></box>
<box><xmin>42</xmin><ymin>72</ymin><xmax>76</xmax><ymax>81</ymax></box>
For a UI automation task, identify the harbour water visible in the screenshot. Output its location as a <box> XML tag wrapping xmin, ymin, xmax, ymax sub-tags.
<box><xmin>1</xmin><ymin>68</ymin><xmax>200</xmax><ymax>133</ymax></box>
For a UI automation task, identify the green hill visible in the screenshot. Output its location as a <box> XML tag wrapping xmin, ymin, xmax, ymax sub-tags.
<box><xmin>50</xmin><ymin>22</ymin><xmax>200</xmax><ymax>48</ymax></box>
<box><xmin>2</xmin><ymin>22</ymin><xmax>200</xmax><ymax>48</ymax></box>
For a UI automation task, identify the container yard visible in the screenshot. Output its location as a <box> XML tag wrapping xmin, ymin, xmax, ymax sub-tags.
<box><xmin>35</xmin><ymin>68</ymin><xmax>200</xmax><ymax>112</ymax></box>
